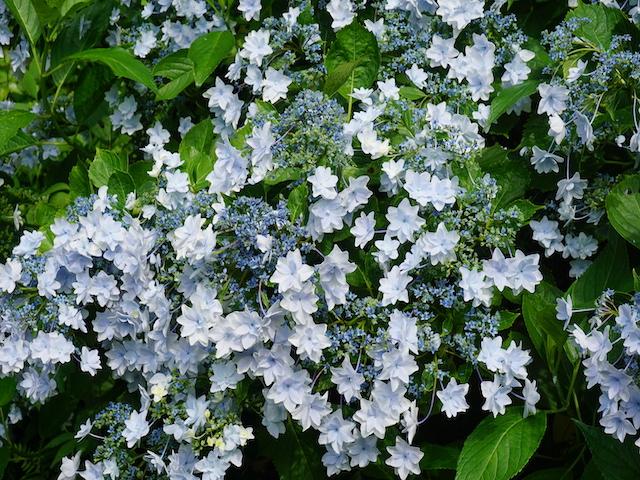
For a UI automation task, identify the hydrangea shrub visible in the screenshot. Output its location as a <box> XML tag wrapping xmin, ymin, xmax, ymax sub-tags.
<box><xmin>0</xmin><ymin>0</ymin><xmax>640</xmax><ymax>479</ymax></box>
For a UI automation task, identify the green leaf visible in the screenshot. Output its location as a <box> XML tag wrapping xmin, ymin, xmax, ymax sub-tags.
<box><xmin>69</xmin><ymin>164</ymin><xmax>92</xmax><ymax>198</ymax></box>
<box><xmin>0</xmin><ymin>110</ymin><xmax>35</xmax><ymax>151</ymax></box>
<box><xmin>188</xmin><ymin>30</ymin><xmax>235</xmax><ymax>87</ymax></box>
<box><xmin>288</xmin><ymin>183</ymin><xmax>309</xmax><ymax>222</ymax></box>
<box><xmin>522</xmin><ymin>468</ymin><xmax>566</xmax><ymax>480</ymax></box>
<box><xmin>256</xmin><ymin>421</ymin><xmax>324</xmax><ymax>480</ymax></box>
<box><xmin>129</xmin><ymin>161</ymin><xmax>155</xmax><ymax>194</ymax></box>
<box><xmin>324</xmin><ymin>60</ymin><xmax>359</xmax><ymax>96</ymax></box>
<box><xmin>73</xmin><ymin>64</ymin><xmax>113</xmax><ymax>125</ymax></box>
<box><xmin>0</xmin><ymin>130</ymin><xmax>35</xmax><ymax>156</ymax></box>
<box><xmin>179</xmin><ymin>119</ymin><xmax>216</xmax><ymax>188</ymax></box>
<box><xmin>420</xmin><ymin>443</ymin><xmax>460</xmax><ymax>470</ymax></box>
<box><xmin>523</xmin><ymin>282</ymin><xmax>567</xmax><ymax>346</ymax></box>
<box><xmin>0</xmin><ymin>446</ymin><xmax>8</xmax><ymax>479</ymax></box>
<box><xmin>66</xmin><ymin>48</ymin><xmax>157</xmax><ymax>91</ymax></box>
<box><xmin>606</xmin><ymin>175</ymin><xmax>640</xmax><ymax>249</ymax></box>
<box><xmin>399</xmin><ymin>86</ymin><xmax>427</xmax><ymax>101</ymax></box>
<box><xmin>0</xmin><ymin>377</ymin><xmax>17</xmax><ymax>406</ymax></box>
<box><xmin>567</xmin><ymin>233</ymin><xmax>633</xmax><ymax>308</ymax></box>
<box><xmin>456</xmin><ymin>409</ymin><xmax>547</xmax><ymax>480</ymax></box>
<box><xmin>60</xmin><ymin>0</ymin><xmax>91</xmax><ymax>17</ymax></box>
<box><xmin>497</xmin><ymin>311</ymin><xmax>519</xmax><ymax>331</ymax></box>
<box><xmin>5</xmin><ymin>0</ymin><xmax>42</xmax><ymax>46</ymax></box>
<box><xmin>107</xmin><ymin>171</ymin><xmax>136</xmax><ymax>206</ymax></box>
<box><xmin>566</xmin><ymin>1</ymin><xmax>632</xmax><ymax>50</ymax></box>
<box><xmin>487</xmin><ymin>80</ymin><xmax>539</xmax><ymax>126</ymax></box>
<box><xmin>478</xmin><ymin>145</ymin><xmax>531</xmax><ymax>209</ymax></box>
<box><xmin>325</xmin><ymin>22</ymin><xmax>380</xmax><ymax>98</ymax></box>
<box><xmin>264</xmin><ymin>167</ymin><xmax>302</xmax><ymax>185</ymax></box>
<box><xmin>575</xmin><ymin>421</ymin><xmax>640</xmax><ymax>480</ymax></box>
<box><xmin>510</xmin><ymin>199</ymin><xmax>543</xmax><ymax>225</ymax></box>
<box><xmin>49</xmin><ymin>0</ymin><xmax>113</xmax><ymax>86</ymax></box>
<box><xmin>154</xmin><ymin>50</ymin><xmax>195</xmax><ymax>100</ymax></box>
<box><xmin>88</xmin><ymin>149</ymin><xmax>127</xmax><ymax>188</ymax></box>
<box><xmin>179</xmin><ymin>118</ymin><xmax>216</xmax><ymax>156</ymax></box>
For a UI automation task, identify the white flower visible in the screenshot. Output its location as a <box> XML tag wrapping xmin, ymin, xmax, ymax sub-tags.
<box><xmin>12</xmin><ymin>230</ymin><xmax>44</xmax><ymax>256</ymax></box>
<box><xmin>133</xmin><ymin>29</ymin><xmax>157</xmax><ymax>58</ymax></box>
<box><xmin>318</xmin><ymin>410</ymin><xmax>356</xmax><ymax>453</ymax></box>
<box><xmin>530</xmin><ymin>146</ymin><xmax>564</xmax><ymax>174</ymax></box>
<box><xmin>567</xmin><ymin>59</ymin><xmax>587</xmax><ymax>83</ymax></box>
<box><xmin>79</xmin><ymin>347</ymin><xmax>101</xmax><ymax>376</ymax></box>
<box><xmin>364</xmin><ymin>18</ymin><xmax>385</xmax><ymax>40</ymax></box>
<box><xmin>270</xmin><ymin>249</ymin><xmax>314</xmax><ymax>293</ymax></box>
<box><xmin>406</xmin><ymin>64</ymin><xmax>428</xmax><ymax>89</ymax></box>
<box><xmin>459</xmin><ymin>267</ymin><xmax>493</xmax><ymax>307</ymax></box>
<box><xmin>530</xmin><ymin>216</ymin><xmax>564</xmax><ymax>256</ymax></box>
<box><xmin>357</xmin><ymin>125</ymin><xmax>390</xmax><ymax>159</ymax></box>
<box><xmin>417</xmin><ymin>223</ymin><xmax>460</xmax><ymax>265</ymax></box>
<box><xmin>58</xmin><ymin>452</ymin><xmax>82</xmax><ymax>480</ymax></box>
<box><xmin>0</xmin><ymin>259</ymin><xmax>22</xmax><ymax>293</ymax></box>
<box><xmin>75</xmin><ymin>419</ymin><xmax>92</xmax><ymax>440</ymax></box>
<box><xmin>388</xmin><ymin>310</ymin><xmax>418</xmax><ymax>354</ymax></box>
<box><xmin>377</xmin><ymin>78</ymin><xmax>400</xmax><ymax>101</ymax></box>
<box><xmin>351</xmin><ymin>211</ymin><xmax>376</xmax><ymax>248</ymax></box>
<box><xmin>209</xmin><ymin>361</ymin><xmax>244</xmax><ymax>393</ymax></box>
<box><xmin>289</xmin><ymin>320</ymin><xmax>331</xmax><ymax>362</ymax></box>
<box><xmin>426</xmin><ymin>35</ymin><xmax>458</xmax><ymax>68</ymax></box>
<box><xmin>537</xmin><ymin>83</ymin><xmax>569</xmax><ymax>116</ymax></box>
<box><xmin>327</xmin><ymin>0</ymin><xmax>355</xmax><ymax>30</ymax></box>
<box><xmin>437</xmin><ymin>379</ymin><xmax>470</xmax><ymax>418</ymax></box>
<box><xmin>385</xmin><ymin>198</ymin><xmax>424</xmax><ymax>243</ymax></box>
<box><xmin>556</xmin><ymin>172</ymin><xmax>587</xmax><ymax>204</ymax></box>
<box><xmin>240</xmin><ymin>29</ymin><xmax>272</xmax><ymax>65</ymax></box>
<box><xmin>523</xmin><ymin>379</ymin><xmax>541</xmax><ymax>417</ymax></box>
<box><xmin>331</xmin><ymin>356</ymin><xmax>365</xmax><ymax>402</ymax></box>
<box><xmin>379</xmin><ymin>348</ymin><xmax>418</xmax><ymax>390</ymax></box>
<box><xmin>262</xmin><ymin>68</ymin><xmax>291</xmax><ymax>103</ymax></box>
<box><xmin>318</xmin><ymin>245</ymin><xmax>356</xmax><ymax>309</ymax></box>
<box><xmin>385</xmin><ymin>436</ymin><xmax>423</xmax><ymax>480</ymax></box>
<box><xmin>379</xmin><ymin>266</ymin><xmax>412</xmax><ymax>306</ymax></box>
<box><xmin>238</xmin><ymin>0</ymin><xmax>261</xmax><ymax>20</ymax></box>
<box><xmin>481</xmin><ymin>375</ymin><xmax>513</xmax><ymax>417</ymax></box>
<box><xmin>308</xmin><ymin>166</ymin><xmax>338</xmax><ymax>200</ymax></box>
<box><xmin>122</xmin><ymin>410</ymin><xmax>150</xmax><ymax>447</ymax></box>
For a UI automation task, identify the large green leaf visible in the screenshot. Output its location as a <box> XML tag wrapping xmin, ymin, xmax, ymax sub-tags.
<box><xmin>456</xmin><ymin>409</ymin><xmax>547</xmax><ymax>480</ymax></box>
<box><xmin>420</xmin><ymin>443</ymin><xmax>460</xmax><ymax>470</ymax></box>
<box><xmin>0</xmin><ymin>110</ymin><xmax>35</xmax><ymax>151</ymax></box>
<box><xmin>49</xmin><ymin>0</ymin><xmax>113</xmax><ymax>85</ymax></box>
<box><xmin>188</xmin><ymin>30</ymin><xmax>235</xmax><ymax>86</ymax></box>
<box><xmin>73</xmin><ymin>64</ymin><xmax>112</xmax><ymax>125</ymax></box>
<box><xmin>107</xmin><ymin>171</ymin><xmax>136</xmax><ymax>206</ymax></box>
<box><xmin>523</xmin><ymin>282</ymin><xmax>567</xmax><ymax>347</ymax></box>
<box><xmin>88</xmin><ymin>149</ymin><xmax>127</xmax><ymax>188</ymax></box>
<box><xmin>566</xmin><ymin>1</ymin><xmax>632</xmax><ymax>50</ymax></box>
<box><xmin>0</xmin><ymin>377</ymin><xmax>17</xmax><ymax>406</ymax></box>
<box><xmin>66</xmin><ymin>48</ymin><xmax>157</xmax><ymax>91</ymax></box>
<box><xmin>575</xmin><ymin>422</ymin><xmax>640</xmax><ymax>480</ymax></box>
<box><xmin>257</xmin><ymin>421</ymin><xmax>324</xmax><ymax>480</ymax></box>
<box><xmin>567</xmin><ymin>233</ymin><xmax>633</xmax><ymax>308</ymax></box>
<box><xmin>487</xmin><ymin>80</ymin><xmax>539</xmax><ymax>126</ymax></box>
<box><xmin>325</xmin><ymin>22</ymin><xmax>380</xmax><ymax>98</ymax></box>
<box><xmin>179</xmin><ymin>119</ymin><xmax>216</xmax><ymax>188</ymax></box>
<box><xmin>154</xmin><ymin>50</ymin><xmax>195</xmax><ymax>100</ymax></box>
<box><xmin>287</xmin><ymin>182</ymin><xmax>309</xmax><ymax>222</ymax></box>
<box><xmin>606</xmin><ymin>175</ymin><xmax>640</xmax><ymax>249</ymax></box>
<box><xmin>0</xmin><ymin>131</ymin><xmax>35</xmax><ymax>156</ymax></box>
<box><xmin>5</xmin><ymin>0</ymin><xmax>42</xmax><ymax>46</ymax></box>
<box><xmin>69</xmin><ymin>164</ymin><xmax>92</xmax><ymax>198</ymax></box>
<box><xmin>478</xmin><ymin>145</ymin><xmax>531</xmax><ymax>209</ymax></box>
